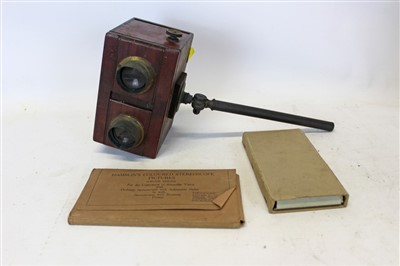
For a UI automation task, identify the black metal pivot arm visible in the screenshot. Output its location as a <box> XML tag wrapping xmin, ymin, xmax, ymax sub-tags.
<box><xmin>180</xmin><ymin>92</ymin><xmax>334</xmax><ymax>132</ymax></box>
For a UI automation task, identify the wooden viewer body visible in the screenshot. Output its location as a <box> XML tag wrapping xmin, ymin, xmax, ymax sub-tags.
<box><xmin>93</xmin><ymin>18</ymin><xmax>193</xmax><ymax>158</ymax></box>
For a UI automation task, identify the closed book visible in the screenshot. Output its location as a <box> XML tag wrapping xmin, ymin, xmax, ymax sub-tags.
<box><xmin>242</xmin><ymin>129</ymin><xmax>349</xmax><ymax>213</ymax></box>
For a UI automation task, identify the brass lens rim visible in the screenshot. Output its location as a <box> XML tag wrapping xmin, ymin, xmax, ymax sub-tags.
<box><xmin>108</xmin><ymin>114</ymin><xmax>144</xmax><ymax>149</ymax></box>
<box><xmin>116</xmin><ymin>56</ymin><xmax>155</xmax><ymax>94</ymax></box>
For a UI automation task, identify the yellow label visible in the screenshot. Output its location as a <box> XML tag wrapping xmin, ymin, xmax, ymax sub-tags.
<box><xmin>188</xmin><ymin>48</ymin><xmax>195</xmax><ymax>60</ymax></box>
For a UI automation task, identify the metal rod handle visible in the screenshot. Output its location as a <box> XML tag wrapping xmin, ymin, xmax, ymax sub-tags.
<box><xmin>181</xmin><ymin>93</ymin><xmax>334</xmax><ymax>132</ymax></box>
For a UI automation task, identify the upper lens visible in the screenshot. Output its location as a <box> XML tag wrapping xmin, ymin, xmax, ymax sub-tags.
<box><xmin>116</xmin><ymin>57</ymin><xmax>155</xmax><ymax>94</ymax></box>
<box><xmin>120</xmin><ymin>67</ymin><xmax>147</xmax><ymax>92</ymax></box>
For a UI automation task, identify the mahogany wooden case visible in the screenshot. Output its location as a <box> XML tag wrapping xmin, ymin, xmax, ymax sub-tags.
<box><xmin>93</xmin><ymin>18</ymin><xmax>194</xmax><ymax>158</ymax></box>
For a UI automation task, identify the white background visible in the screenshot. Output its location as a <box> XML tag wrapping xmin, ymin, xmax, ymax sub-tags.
<box><xmin>2</xmin><ymin>1</ymin><xmax>399</xmax><ymax>265</ymax></box>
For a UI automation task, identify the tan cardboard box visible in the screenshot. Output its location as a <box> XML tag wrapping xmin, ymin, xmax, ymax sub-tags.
<box><xmin>242</xmin><ymin>129</ymin><xmax>349</xmax><ymax>213</ymax></box>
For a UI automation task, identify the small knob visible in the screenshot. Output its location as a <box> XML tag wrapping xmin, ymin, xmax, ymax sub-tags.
<box><xmin>166</xmin><ymin>29</ymin><xmax>183</xmax><ymax>42</ymax></box>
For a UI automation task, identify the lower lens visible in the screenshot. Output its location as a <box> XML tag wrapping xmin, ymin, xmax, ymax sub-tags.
<box><xmin>110</xmin><ymin>127</ymin><xmax>135</xmax><ymax>147</ymax></box>
<box><xmin>108</xmin><ymin>115</ymin><xmax>144</xmax><ymax>149</ymax></box>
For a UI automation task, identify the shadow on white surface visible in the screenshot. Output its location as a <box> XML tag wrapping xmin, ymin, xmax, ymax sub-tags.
<box><xmin>168</xmin><ymin>129</ymin><xmax>244</xmax><ymax>139</ymax></box>
<box><xmin>96</xmin><ymin>146</ymin><xmax>149</xmax><ymax>162</ymax></box>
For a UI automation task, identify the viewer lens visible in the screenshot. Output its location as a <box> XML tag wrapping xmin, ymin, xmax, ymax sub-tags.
<box><xmin>108</xmin><ymin>115</ymin><xmax>144</xmax><ymax>149</ymax></box>
<box><xmin>110</xmin><ymin>126</ymin><xmax>136</xmax><ymax>148</ymax></box>
<box><xmin>116</xmin><ymin>57</ymin><xmax>155</xmax><ymax>94</ymax></box>
<box><xmin>120</xmin><ymin>67</ymin><xmax>147</xmax><ymax>92</ymax></box>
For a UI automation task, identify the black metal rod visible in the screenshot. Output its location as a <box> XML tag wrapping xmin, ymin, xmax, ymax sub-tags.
<box><xmin>209</xmin><ymin>99</ymin><xmax>334</xmax><ymax>131</ymax></box>
<box><xmin>182</xmin><ymin>93</ymin><xmax>334</xmax><ymax>132</ymax></box>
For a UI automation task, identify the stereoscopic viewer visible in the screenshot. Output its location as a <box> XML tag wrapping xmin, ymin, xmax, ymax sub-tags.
<box><xmin>93</xmin><ymin>18</ymin><xmax>334</xmax><ymax>158</ymax></box>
